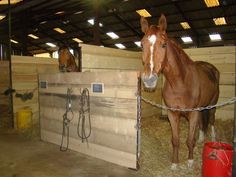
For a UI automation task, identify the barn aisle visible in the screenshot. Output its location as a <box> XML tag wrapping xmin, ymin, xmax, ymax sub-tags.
<box><xmin>0</xmin><ymin>130</ymin><xmax>139</xmax><ymax>177</ymax></box>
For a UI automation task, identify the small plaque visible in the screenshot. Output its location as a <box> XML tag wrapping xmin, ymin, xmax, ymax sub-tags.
<box><xmin>40</xmin><ymin>81</ymin><xmax>47</xmax><ymax>89</ymax></box>
<box><xmin>91</xmin><ymin>83</ymin><xmax>104</xmax><ymax>93</ymax></box>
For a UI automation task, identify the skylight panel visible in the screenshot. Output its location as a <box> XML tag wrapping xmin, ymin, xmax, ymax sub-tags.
<box><xmin>181</xmin><ymin>36</ymin><xmax>193</xmax><ymax>43</ymax></box>
<box><xmin>204</xmin><ymin>0</ymin><xmax>220</xmax><ymax>7</ymax></box>
<box><xmin>10</xmin><ymin>39</ymin><xmax>18</xmax><ymax>44</ymax></box>
<box><xmin>209</xmin><ymin>33</ymin><xmax>221</xmax><ymax>41</ymax></box>
<box><xmin>115</xmin><ymin>43</ymin><xmax>126</xmax><ymax>49</ymax></box>
<box><xmin>28</xmin><ymin>34</ymin><xmax>39</xmax><ymax>39</ymax></box>
<box><xmin>136</xmin><ymin>9</ymin><xmax>152</xmax><ymax>17</ymax></box>
<box><xmin>46</xmin><ymin>42</ymin><xmax>56</xmax><ymax>47</ymax></box>
<box><xmin>0</xmin><ymin>15</ymin><xmax>6</xmax><ymax>21</ymax></box>
<box><xmin>87</xmin><ymin>19</ymin><xmax>103</xmax><ymax>27</ymax></box>
<box><xmin>53</xmin><ymin>28</ymin><xmax>66</xmax><ymax>34</ymax></box>
<box><xmin>134</xmin><ymin>41</ymin><xmax>141</xmax><ymax>47</ymax></box>
<box><xmin>180</xmin><ymin>22</ymin><xmax>191</xmax><ymax>29</ymax></box>
<box><xmin>72</xmin><ymin>38</ymin><xmax>83</xmax><ymax>43</ymax></box>
<box><xmin>0</xmin><ymin>0</ymin><xmax>22</xmax><ymax>4</ymax></box>
<box><xmin>213</xmin><ymin>17</ymin><xmax>227</xmax><ymax>25</ymax></box>
<box><xmin>106</xmin><ymin>32</ymin><xmax>119</xmax><ymax>39</ymax></box>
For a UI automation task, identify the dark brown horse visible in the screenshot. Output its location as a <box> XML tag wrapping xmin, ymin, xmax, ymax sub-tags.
<box><xmin>140</xmin><ymin>14</ymin><xmax>220</xmax><ymax>169</ymax></box>
<box><xmin>58</xmin><ymin>46</ymin><xmax>78</xmax><ymax>72</ymax></box>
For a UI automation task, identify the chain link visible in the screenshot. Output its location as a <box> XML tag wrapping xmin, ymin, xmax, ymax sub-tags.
<box><xmin>141</xmin><ymin>96</ymin><xmax>236</xmax><ymax>112</ymax></box>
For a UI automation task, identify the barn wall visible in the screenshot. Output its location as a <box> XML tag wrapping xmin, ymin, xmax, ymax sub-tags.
<box><xmin>0</xmin><ymin>61</ymin><xmax>12</xmax><ymax>128</ymax></box>
<box><xmin>80</xmin><ymin>44</ymin><xmax>162</xmax><ymax>117</ymax></box>
<box><xmin>39</xmin><ymin>71</ymin><xmax>139</xmax><ymax>168</ymax></box>
<box><xmin>11</xmin><ymin>56</ymin><xmax>58</xmax><ymax>128</ymax></box>
<box><xmin>161</xmin><ymin>46</ymin><xmax>235</xmax><ymax>120</ymax></box>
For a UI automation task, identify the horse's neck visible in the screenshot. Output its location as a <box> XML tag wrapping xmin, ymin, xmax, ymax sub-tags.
<box><xmin>67</xmin><ymin>55</ymin><xmax>78</xmax><ymax>71</ymax></box>
<box><xmin>163</xmin><ymin>42</ymin><xmax>192</xmax><ymax>86</ymax></box>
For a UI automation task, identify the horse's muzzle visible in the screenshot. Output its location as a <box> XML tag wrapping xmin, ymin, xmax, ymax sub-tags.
<box><xmin>142</xmin><ymin>73</ymin><xmax>158</xmax><ymax>90</ymax></box>
<box><xmin>59</xmin><ymin>64</ymin><xmax>66</xmax><ymax>72</ymax></box>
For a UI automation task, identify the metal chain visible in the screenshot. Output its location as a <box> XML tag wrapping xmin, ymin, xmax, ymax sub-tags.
<box><xmin>141</xmin><ymin>96</ymin><xmax>236</xmax><ymax>112</ymax></box>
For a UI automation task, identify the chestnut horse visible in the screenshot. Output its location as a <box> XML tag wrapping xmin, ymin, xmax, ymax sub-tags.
<box><xmin>58</xmin><ymin>46</ymin><xmax>78</xmax><ymax>72</ymax></box>
<box><xmin>140</xmin><ymin>14</ymin><xmax>220</xmax><ymax>169</ymax></box>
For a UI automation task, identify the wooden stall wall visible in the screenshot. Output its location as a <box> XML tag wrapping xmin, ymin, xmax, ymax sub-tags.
<box><xmin>0</xmin><ymin>61</ymin><xmax>12</xmax><ymax>128</ymax></box>
<box><xmin>161</xmin><ymin>46</ymin><xmax>235</xmax><ymax>120</ymax></box>
<box><xmin>11</xmin><ymin>56</ymin><xmax>58</xmax><ymax>128</ymax></box>
<box><xmin>39</xmin><ymin>71</ymin><xmax>140</xmax><ymax>169</ymax></box>
<box><xmin>80</xmin><ymin>44</ymin><xmax>162</xmax><ymax>117</ymax></box>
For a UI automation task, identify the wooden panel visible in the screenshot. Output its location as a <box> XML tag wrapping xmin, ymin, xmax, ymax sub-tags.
<box><xmin>39</xmin><ymin>71</ymin><xmax>139</xmax><ymax>169</ymax></box>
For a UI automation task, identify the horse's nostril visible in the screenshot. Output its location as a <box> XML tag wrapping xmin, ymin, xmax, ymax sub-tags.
<box><xmin>142</xmin><ymin>73</ymin><xmax>158</xmax><ymax>89</ymax></box>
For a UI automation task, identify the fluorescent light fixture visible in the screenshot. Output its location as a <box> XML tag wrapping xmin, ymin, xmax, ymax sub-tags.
<box><xmin>204</xmin><ymin>0</ymin><xmax>220</xmax><ymax>7</ymax></box>
<box><xmin>0</xmin><ymin>0</ymin><xmax>22</xmax><ymax>4</ymax></box>
<box><xmin>181</xmin><ymin>36</ymin><xmax>193</xmax><ymax>43</ymax></box>
<box><xmin>87</xmin><ymin>18</ymin><xmax>103</xmax><ymax>27</ymax></box>
<box><xmin>72</xmin><ymin>38</ymin><xmax>83</xmax><ymax>43</ymax></box>
<box><xmin>40</xmin><ymin>21</ymin><xmax>47</xmax><ymax>24</ymax></box>
<box><xmin>28</xmin><ymin>34</ymin><xmax>39</xmax><ymax>39</ymax></box>
<box><xmin>10</xmin><ymin>39</ymin><xmax>18</xmax><ymax>44</ymax></box>
<box><xmin>134</xmin><ymin>41</ymin><xmax>141</xmax><ymax>47</ymax></box>
<box><xmin>115</xmin><ymin>43</ymin><xmax>126</xmax><ymax>49</ymax></box>
<box><xmin>136</xmin><ymin>9</ymin><xmax>152</xmax><ymax>17</ymax></box>
<box><xmin>53</xmin><ymin>28</ymin><xmax>66</xmax><ymax>34</ymax></box>
<box><xmin>46</xmin><ymin>42</ymin><xmax>56</xmax><ymax>47</ymax></box>
<box><xmin>213</xmin><ymin>17</ymin><xmax>227</xmax><ymax>25</ymax></box>
<box><xmin>106</xmin><ymin>32</ymin><xmax>119</xmax><ymax>39</ymax></box>
<box><xmin>180</xmin><ymin>22</ymin><xmax>191</xmax><ymax>29</ymax></box>
<box><xmin>74</xmin><ymin>11</ymin><xmax>83</xmax><ymax>15</ymax></box>
<box><xmin>209</xmin><ymin>33</ymin><xmax>221</xmax><ymax>41</ymax></box>
<box><xmin>0</xmin><ymin>15</ymin><xmax>6</xmax><ymax>21</ymax></box>
<box><xmin>55</xmin><ymin>11</ymin><xmax>65</xmax><ymax>15</ymax></box>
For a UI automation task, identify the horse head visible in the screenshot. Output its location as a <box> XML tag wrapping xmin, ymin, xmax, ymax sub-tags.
<box><xmin>58</xmin><ymin>46</ymin><xmax>73</xmax><ymax>72</ymax></box>
<box><xmin>140</xmin><ymin>14</ymin><xmax>168</xmax><ymax>90</ymax></box>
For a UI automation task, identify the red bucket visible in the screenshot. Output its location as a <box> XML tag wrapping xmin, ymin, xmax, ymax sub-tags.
<box><xmin>202</xmin><ymin>142</ymin><xmax>233</xmax><ymax>177</ymax></box>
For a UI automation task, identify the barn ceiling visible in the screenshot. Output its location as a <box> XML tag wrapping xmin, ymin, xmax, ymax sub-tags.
<box><xmin>0</xmin><ymin>0</ymin><xmax>236</xmax><ymax>55</ymax></box>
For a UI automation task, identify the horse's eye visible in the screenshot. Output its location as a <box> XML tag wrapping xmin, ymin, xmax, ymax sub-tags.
<box><xmin>162</xmin><ymin>43</ymin><xmax>167</xmax><ymax>48</ymax></box>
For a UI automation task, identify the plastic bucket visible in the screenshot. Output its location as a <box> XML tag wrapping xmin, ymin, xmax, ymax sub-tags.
<box><xmin>202</xmin><ymin>142</ymin><xmax>233</xmax><ymax>177</ymax></box>
<box><xmin>16</xmin><ymin>108</ymin><xmax>32</xmax><ymax>129</ymax></box>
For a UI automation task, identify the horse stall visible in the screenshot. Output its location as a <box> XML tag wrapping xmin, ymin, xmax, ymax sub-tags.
<box><xmin>7</xmin><ymin>44</ymin><xmax>235</xmax><ymax>176</ymax></box>
<box><xmin>38</xmin><ymin>71</ymin><xmax>141</xmax><ymax>169</ymax></box>
<box><xmin>0</xmin><ymin>61</ymin><xmax>12</xmax><ymax>128</ymax></box>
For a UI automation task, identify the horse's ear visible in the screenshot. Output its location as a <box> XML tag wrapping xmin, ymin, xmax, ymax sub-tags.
<box><xmin>158</xmin><ymin>14</ymin><xmax>167</xmax><ymax>33</ymax></box>
<box><xmin>140</xmin><ymin>16</ymin><xmax>149</xmax><ymax>33</ymax></box>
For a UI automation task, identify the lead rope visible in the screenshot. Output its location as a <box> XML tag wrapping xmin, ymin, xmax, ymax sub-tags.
<box><xmin>60</xmin><ymin>88</ymin><xmax>74</xmax><ymax>151</ymax></box>
<box><xmin>77</xmin><ymin>88</ymin><xmax>91</xmax><ymax>143</ymax></box>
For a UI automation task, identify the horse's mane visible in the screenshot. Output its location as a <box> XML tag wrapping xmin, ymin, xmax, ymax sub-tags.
<box><xmin>169</xmin><ymin>39</ymin><xmax>193</xmax><ymax>64</ymax></box>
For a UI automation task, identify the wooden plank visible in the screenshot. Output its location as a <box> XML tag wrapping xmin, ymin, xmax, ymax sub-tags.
<box><xmin>81</xmin><ymin>43</ymin><xmax>141</xmax><ymax>59</ymax></box>
<box><xmin>190</xmin><ymin>53</ymin><xmax>235</xmax><ymax>64</ymax></box>
<box><xmin>184</xmin><ymin>46</ymin><xmax>236</xmax><ymax>56</ymax></box>
<box><xmin>12</xmin><ymin>55</ymin><xmax>58</xmax><ymax>65</ymax></box>
<box><xmin>41</xmin><ymin>130</ymin><xmax>137</xmax><ymax>169</ymax></box>
<box><xmin>219</xmin><ymin>85</ymin><xmax>235</xmax><ymax>98</ymax></box>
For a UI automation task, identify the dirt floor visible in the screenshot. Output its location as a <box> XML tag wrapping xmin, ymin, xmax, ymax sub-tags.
<box><xmin>0</xmin><ymin>115</ymin><xmax>233</xmax><ymax>177</ymax></box>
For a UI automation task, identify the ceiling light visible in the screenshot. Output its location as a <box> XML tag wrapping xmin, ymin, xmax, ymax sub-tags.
<box><xmin>0</xmin><ymin>0</ymin><xmax>22</xmax><ymax>4</ymax></box>
<box><xmin>28</xmin><ymin>34</ymin><xmax>39</xmax><ymax>39</ymax></box>
<box><xmin>106</xmin><ymin>32</ymin><xmax>119</xmax><ymax>39</ymax></box>
<box><xmin>115</xmin><ymin>43</ymin><xmax>126</xmax><ymax>49</ymax></box>
<box><xmin>181</xmin><ymin>36</ymin><xmax>193</xmax><ymax>43</ymax></box>
<box><xmin>55</xmin><ymin>11</ymin><xmax>65</xmax><ymax>15</ymax></box>
<box><xmin>74</xmin><ymin>11</ymin><xmax>83</xmax><ymax>15</ymax></box>
<box><xmin>180</xmin><ymin>22</ymin><xmax>191</xmax><ymax>29</ymax></box>
<box><xmin>209</xmin><ymin>33</ymin><xmax>221</xmax><ymax>41</ymax></box>
<box><xmin>136</xmin><ymin>9</ymin><xmax>152</xmax><ymax>17</ymax></box>
<box><xmin>53</xmin><ymin>28</ymin><xmax>66</xmax><ymax>34</ymax></box>
<box><xmin>87</xmin><ymin>18</ymin><xmax>103</xmax><ymax>27</ymax></box>
<box><xmin>72</xmin><ymin>38</ymin><xmax>83</xmax><ymax>43</ymax></box>
<box><xmin>213</xmin><ymin>17</ymin><xmax>227</xmax><ymax>25</ymax></box>
<box><xmin>204</xmin><ymin>0</ymin><xmax>220</xmax><ymax>7</ymax></box>
<box><xmin>46</xmin><ymin>42</ymin><xmax>56</xmax><ymax>47</ymax></box>
<box><xmin>40</xmin><ymin>21</ymin><xmax>47</xmax><ymax>25</ymax></box>
<box><xmin>10</xmin><ymin>39</ymin><xmax>18</xmax><ymax>44</ymax></box>
<box><xmin>0</xmin><ymin>15</ymin><xmax>6</xmax><ymax>21</ymax></box>
<box><xmin>134</xmin><ymin>41</ymin><xmax>141</xmax><ymax>47</ymax></box>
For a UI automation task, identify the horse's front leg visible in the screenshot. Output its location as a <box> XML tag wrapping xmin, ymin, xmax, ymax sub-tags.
<box><xmin>168</xmin><ymin>111</ymin><xmax>180</xmax><ymax>170</ymax></box>
<box><xmin>187</xmin><ymin>111</ymin><xmax>199</xmax><ymax>168</ymax></box>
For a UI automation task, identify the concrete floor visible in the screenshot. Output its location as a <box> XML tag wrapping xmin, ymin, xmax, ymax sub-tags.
<box><xmin>0</xmin><ymin>129</ymin><xmax>139</xmax><ymax>177</ymax></box>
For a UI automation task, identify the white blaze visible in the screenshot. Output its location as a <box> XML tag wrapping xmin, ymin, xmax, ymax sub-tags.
<box><xmin>148</xmin><ymin>35</ymin><xmax>156</xmax><ymax>76</ymax></box>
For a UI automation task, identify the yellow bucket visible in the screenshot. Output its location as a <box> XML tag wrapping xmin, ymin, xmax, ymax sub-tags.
<box><xmin>16</xmin><ymin>108</ymin><xmax>32</xmax><ymax>129</ymax></box>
